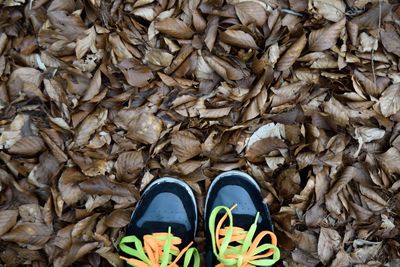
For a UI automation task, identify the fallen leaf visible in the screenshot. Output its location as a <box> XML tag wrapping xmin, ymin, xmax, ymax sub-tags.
<box><xmin>309</xmin><ymin>18</ymin><xmax>346</xmax><ymax>52</ymax></box>
<box><xmin>245</xmin><ymin>137</ymin><xmax>287</xmax><ymax>162</ymax></box>
<box><xmin>276</xmin><ymin>34</ymin><xmax>307</xmax><ymax>71</ymax></box>
<box><xmin>76</xmin><ymin>26</ymin><xmax>96</xmax><ymax>60</ymax></box>
<box><xmin>127</xmin><ymin>112</ymin><xmax>162</xmax><ymax>144</ymax></box>
<box><xmin>114</xmin><ymin>151</ymin><xmax>144</xmax><ymax>182</ymax></box>
<box><xmin>235</xmin><ymin>1</ymin><xmax>267</xmax><ymax>27</ymax></box>
<box><xmin>145</xmin><ymin>49</ymin><xmax>174</xmax><ymax>67</ymax></box>
<box><xmin>79</xmin><ymin>176</ymin><xmax>133</xmax><ymax>197</ymax></box>
<box><xmin>380</xmin><ymin>31</ymin><xmax>400</xmax><ymax>57</ymax></box>
<box><xmin>0</xmin><ymin>210</ymin><xmax>18</xmax><ymax>235</ymax></box>
<box><xmin>220</xmin><ymin>29</ymin><xmax>258</xmax><ymax>49</ymax></box>
<box><xmin>155</xmin><ymin>18</ymin><xmax>194</xmax><ymax>39</ymax></box>
<box><xmin>58</xmin><ymin>167</ymin><xmax>87</xmax><ymax>206</ymax></box>
<box><xmin>73</xmin><ymin>108</ymin><xmax>108</xmax><ymax>148</ymax></box>
<box><xmin>379</xmin><ymin>83</ymin><xmax>400</xmax><ymax>117</ymax></box>
<box><xmin>1</xmin><ymin>222</ymin><xmax>52</xmax><ymax>247</ymax></box>
<box><xmin>8</xmin><ymin>136</ymin><xmax>45</xmax><ymax>156</ymax></box>
<box><xmin>312</xmin><ymin>0</ymin><xmax>346</xmax><ymax>22</ymax></box>
<box><xmin>376</xmin><ymin>147</ymin><xmax>400</xmax><ymax>175</ymax></box>
<box><xmin>82</xmin><ymin>68</ymin><xmax>102</xmax><ymax>101</ymax></box>
<box><xmin>171</xmin><ymin>130</ymin><xmax>202</xmax><ymax>162</ymax></box>
<box><xmin>318</xmin><ymin>228</ymin><xmax>342</xmax><ymax>264</ymax></box>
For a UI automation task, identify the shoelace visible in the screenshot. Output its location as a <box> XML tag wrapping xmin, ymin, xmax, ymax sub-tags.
<box><xmin>209</xmin><ymin>204</ymin><xmax>280</xmax><ymax>267</ymax></box>
<box><xmin>119</xmin><ymin>227</ymin><xmax>200</xmax><ymax>267</ymax></box>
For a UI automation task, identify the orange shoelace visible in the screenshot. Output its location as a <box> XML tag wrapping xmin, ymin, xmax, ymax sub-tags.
<box><xmin>119</xmin><ymin>227</ymin><xmax>200</xmax><ymax>267</ymax></box>
<box><xmin>210</xmin><ymin>204</ymin><xmax>280</xmax><ymax>267</ymax></box>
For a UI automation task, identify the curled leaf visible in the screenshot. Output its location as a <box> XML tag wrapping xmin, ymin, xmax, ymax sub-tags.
<box><xmin>276</xmin><ymin>34</ymin><xmax>307</xmax><ymax>71</ymax></box>
<box><xmin>309</xmin><ymin>18</ymin><xmax>346</xmax><ymax>52</ymax></box>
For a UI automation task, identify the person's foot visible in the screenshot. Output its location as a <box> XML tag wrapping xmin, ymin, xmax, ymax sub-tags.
<box><xmin>119</xmin><ymin>177</ymin><xmax>200</xmax><ymax>267</ymax></box>
<box><xmin>204</xmin><ymin>170</ymin><xmax>280</xmax><ymax>266</ymax></box>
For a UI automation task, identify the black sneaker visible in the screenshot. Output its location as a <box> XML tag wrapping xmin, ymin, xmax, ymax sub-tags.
<box><xmin>119</xmin><ymin>177</ymin><xmax>200</xmax><ymax>267</ymax></box>
<box><xmin>204</xmin><ymin>171</ymin><xmax>280</xmax><ymax>267</ymax></box>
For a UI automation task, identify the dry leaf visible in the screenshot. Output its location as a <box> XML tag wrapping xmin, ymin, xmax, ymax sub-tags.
<box><xmin>1</xmin><ymin>222</ymin><xmax>52</xmax><ymax>247</ymax></box>
<box><xmin>318</xmin><ymin>228</ymin><xmax>342</xmax><ymax>264</ymax></box>
<box><xmin>79</xmin><ymin>176</ymin><xmax>134</xmax><ymax>197</ymax></box>
<box><xmin>376</xmin><ymin>147</ymin><xmax>400</xmax><ymax>175</ymax></box>
<box><xmin>235</xmin><ymin>1</ymin><xmax>267</xmax><ymax>27</ymax></box>
<box><xmin>74</xmin><ymin>108</ymin><xmax>108</xmax><ymax>148</ymax></box>
<box><xmin>58</xmin><ymin>167</ymin><xmax>87</xmax><ymax>206</ymax></box>
<box><xmin>276</xmin><ymin>34</ymin><xmax>307</xmax><ymax>71</ymax></box>
<box><xmin>379</xmin><ymin>83</ymin><xmax>400</xmax><ymax>117</ymax></box>
<box><xmin>114</xmin><ymin>151</ymin><xmax>144</xmax><ymax>182</ymax></box>
<box><xmin>0</xmin><ymin>210</ymin><xmax>18</xmax><ymax>235</ymax></box>
<box><xmin>104</xmin><ymin>209</ymin><xmax>131</xmax><ymax>228</ymax></box>
<box><xmin>76</xmin><ymin>26</ymin><xmax>96</xmax><ymax>59</ymax></box>
<box><xmin>220</xmin><ymin>29</ymin><xmax>258</xmax><ymax>49</ymax></box>
<box><xmin>309</xmin><ymin>18</ymin><xmax>346</xmax><ymax>52</ymax></box>
<box><xmin>171</xmin><ymin>130</ymin><xmax>202</xmax><ymax>162</ymax></box>
<box><xmin>155</xmin><ymin>18</ymin><xmax>194</xmax><ymax>39</ymax></box>
<box><xmin>245</xmin><ymin>137</ymin><xmax>287</xmax><ymax>162</ymax></box>
<box><xmin>82</xmin><ymin>68</ymin><xmax>102</xmax><ymax>101</ymax></box>
<box><xmin>8</xmin><ymin>136</ymin><xmax>45</xmax><ymax>156</ymax></box>
<box><xmin>380</xmin><ymin>31</ymin><xmax>400</xmax><ymax>57</ymax></box>
<box><xmin>127</xmin><ymin>112</ymin><xmax>162</xmax><ymax>144</ymax></box>
<box><xmin>312</xmin><ymin>0</ymin><xmax>346</xmax><ymax>22</ymax></box>
<box><xmin>145</xmin><ymin>49</ymin><xmax>174</xmax><ymax>67</ymax></box>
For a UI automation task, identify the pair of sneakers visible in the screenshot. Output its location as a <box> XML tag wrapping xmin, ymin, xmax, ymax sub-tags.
<box><xmin>118</xmin><ymin>170</ymin><xmax>280</xmax><ymax>267</ymax></box>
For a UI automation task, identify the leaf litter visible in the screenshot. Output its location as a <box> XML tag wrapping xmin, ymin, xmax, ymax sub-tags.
<box><xmin>0</xmin><ymin>0</ymin><xmax>400</xmax><ymax>266</ymax></box>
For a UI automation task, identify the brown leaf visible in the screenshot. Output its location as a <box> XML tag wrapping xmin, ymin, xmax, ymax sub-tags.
<box><xmin>381</xmin><ymin>31</ymin><xmax>400</xmax><ymax>57</ymax></box>
<box><xmin>245</xmin><ymin>137</ymin><xmax>287</xmax><ymax>162</ymax></box>
<box><xmin>235</xmin><ymin>1</ymin><xmax>267</xmax><ymax>27</ymax></box>
<box><xmin>58</xmin><ymin>167</ymin><xmax>87</xmax><ymax>206</ymax></box>
<box><xmin>76</xmin><ymin>26</ymin><xmax>96</xmax><ymax>59</ymax></box>
<box><xmin>318</xmin><ymin>228</ymin><xmax>342</xmax><ymax>264</ymax></box>
<box><xmin>7</xmin><ymin>67</ymin><xmax>43</xmax><ymax>100</ymax></box>
<box><xmin>312</xmin><ymin>0</ymin><xmax>346</xmax><ymax>22</ymax></box>
<box><xmin>309</xmin><ymin>18</ymin><xmax>346</xmax><ymax>52</ymax></box>
<box><xmin>199</xmin><ymin>107</ymin><xmax>232</xmax><ymax>118</ymax></box>
<box><xmin>171</xmin><ymin>130</ymin><xmax>202</xmax><ymax>162</ymax></box>
<box><xmin>114</xmin><ymin>151</ymin><xmax>144</xmax><ymax>182</ymax></box>
<box><xmin>104</xmin><ymin>209</ymin><xmax>131</xmax><ymax>228</ymax></box>
<box><xmin>276</xmin><ymin>34</ymin><xmax>307</xmax><ymax>71</ymax></box>
<box><xmin>155</xmin><ymin>18</ymin><xmax>194</xmax><ymax>39</ymax></box>
<box><xmin>376</xmin><ymin>147</ymin><xmax>400</xmax><ymax>175</ymax></box>
<box><xmin>351</xmin><ymin>3</ymin><xmax>392</xmax><ymax>30</ymax></box>
<box><xmin>220</xmin><ymin>29</ymin><xmax>258</xmax><ymax>49</ymax></box>
<box><xmin>145</xmin><ymin>49</ymin><xmax>174</xmax><ymax>67</ymax></box>
<box><xmin>0</xmin><ymin>210</ymin><xmax>18</xmax><ymax>235</ymax></box>
<box><xmin>126</xmin><ymin>112</ymin><xmax>162</xmax><ymax>145</ymax></box>
<box><xmin>353</xmin><ymin>70</ymin><xmax>380</xmax><ymax>97</ymax></box>
<box><xmin>1</xmin><ymin>222</ymin><xmax>52</xmax><ymax>247</ymax></box>
<box><xmin>8</xmin><ymin>136</ymin><xmax>45</xmax><ymax>156</ymax></box>
<box><xmin>73</xmin><ymin>108</ymin><xmax>108</xmax><ymax>148</ymax></box>
<box><xmin>205</xmin><ymin>16</ymin><xmax>219</xmax><ymax>51</ymax></box>
<box><xmin>79</xmin><ymin>176</ymin><xmax>133</xmax><ymax>197</ymax></box>
<box><xmin>82</xmin><ymin>69</ymin><xmax>102</xmax><ymax>101</ymax></box>
<box><xmin>379</xmin><ymin>83</ymin><xmax>400</xmax><ymax>117</ymax></box>
<box><xmin>204</xmin><ymin>54</ymin><xmax>247</xmax><ymax>81</ymax></box>
<box><xmin>54</xmin><ymin>241</ymin><xmax>98</xmax><ymax>267</ymax></box>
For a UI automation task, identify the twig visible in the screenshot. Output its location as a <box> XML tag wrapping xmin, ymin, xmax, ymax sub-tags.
<box><xmin>280</xmin><ymin>8</ymin><xmax>304</xmax><ymax>17</ymax></box>
<box><xmin>372</xmin><ymin>1</ymin><xmax>382</xmax><ymax>86</ymax></box>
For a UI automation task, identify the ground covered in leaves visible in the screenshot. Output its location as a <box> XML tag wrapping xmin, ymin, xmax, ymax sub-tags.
<box><xmin>0</xmin><ymin>0</ymin><xmax>400</xmax><ymax>266</ymax></box>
